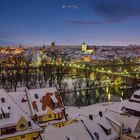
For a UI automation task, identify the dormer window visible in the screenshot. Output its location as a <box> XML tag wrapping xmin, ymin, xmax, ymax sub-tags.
<box><xmin>1</xmin><ymin>107</ymin><xmax>10</xmax><ymax>119</ymax></box>
<box><xmin>50</xmin><ymin>94</ymin><xmax>59</xmax><ymax>108</ymax></box>
<box><xmin>28</xmin><ymin>121</ymin><xmax>31</xmax><ymax>127</ymax></box>
<box><xmin>98</xmin><ymin>123</ymin><xmax>111</xmax><ymax>135</ymax></box>
<box><xmin>134</xmin><ymin>94</ymin><xmax>140</xmax><ymax>99</ymax></box>
<box><xmin>5</xmin><ymin>113</ymin><xmax>10</xmax><ymax>118</ymax></box>
<box><xmin>125</xmin><ymin>108</ymin><xmax>140</xmax><ymax>117</ymax></box>
<box><xmin>121</xmin><ymin>106</ymin><xmax>125</xmax><ymax>111</ymax></box>
<box><xmin>34</xmin><ymin>94</ymin><xmax>39</xmax><ymax>99</ymax></box>
<box><xmin>54</xmin><ymin>102</ymin><xmax>59</xmax><ymax>108</ymax></box>
<box><xmin>94</xmin><ymin>132</ymin><xmax>99</xmax><ymax>140</ymax></box>
<box><xmin>1</xmin><ymin>98</ymin><xmax>5</xmax><ymax>103</ymax></box>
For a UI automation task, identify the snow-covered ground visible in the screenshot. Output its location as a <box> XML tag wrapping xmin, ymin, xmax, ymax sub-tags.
<box><xmin>65</xmin><ymin>102</ymin><xmax>120</xmax><ymax>120</ymax></box>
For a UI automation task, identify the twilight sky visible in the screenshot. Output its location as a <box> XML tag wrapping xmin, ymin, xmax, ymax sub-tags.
<box><xmin>0</xmin><ymin>0</ymin><xmax>140</xmax><ymax>46</ymax></box>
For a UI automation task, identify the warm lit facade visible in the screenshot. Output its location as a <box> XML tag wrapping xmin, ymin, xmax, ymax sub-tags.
<box><xmin>82</xmin><ymin>42</ymin><xmax>87</xmax><ymax>52</ymax></box>
<box><xmin>83</xmin><ymin>56</ymin><xmax>91</xmax><ymax>62</ymax></box>
<box><xmin>52</xmin><ymin>119</ymin><xmax>77</xmax><ymax>128</ymax></box>
<box><xmin>0</xmin><ymin>47</ymin><xmax>24</xmax><ymax>55</ymax></box>
<box><xmin>36</xmin><ymin>107</ymin><xmax>65</xmax><ymax>123</ymax></box>
<box><xmin>81</xmin><ymin>42</ymin><xmax>94</xmax><ymax>54</ymax></box>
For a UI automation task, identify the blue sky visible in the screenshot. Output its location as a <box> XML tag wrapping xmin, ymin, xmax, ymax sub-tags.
<box><xmin>0</xmin><ymin>0</ymin><xmax>140</xmax><ymax>46</ymax></box>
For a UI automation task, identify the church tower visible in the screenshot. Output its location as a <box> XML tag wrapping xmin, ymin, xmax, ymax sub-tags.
<box><xmin>82</xmin><ymin>42</ymin><xmax>87</xmax><ymax>52</ymax></box>
<box><xmin>50</xmin><ymin>42</ymin><xmax>56</xmax><ymax>52</ymax></box>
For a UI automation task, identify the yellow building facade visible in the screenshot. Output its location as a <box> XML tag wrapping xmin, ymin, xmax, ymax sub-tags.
<box><xmin>5</xmin><ymin>132</ymin><xmax>40</xmax><ymax>140</ymax></box>
<box><xmin>37</xmin><ymin>107</ymin><xmax>64</xmax><ymax>123</ymax></box>
<box><xmin>53</xmin><ymin>119</ymin><xmax>78</xmax><ymax>128</ymax></box>
<box><xmin>0</xmin><ymin>116</ymin><xmax>41</xmax><ymax>140</ymax></box>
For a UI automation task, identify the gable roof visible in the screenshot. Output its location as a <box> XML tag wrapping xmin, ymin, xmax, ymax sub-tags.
<box><xmin>25</xmin><ymin>87</ymin><xmax>64</xmax><ymax>117</ymax></box>
<box><xmin>0</xmin><ymin>89</ymin><xmax>23</xmax><ymax>128</ymax></box>
<box><xmin>7</xmin><ymin>90</ymin><xmax>31</xmax><ymax>116</ymax></box>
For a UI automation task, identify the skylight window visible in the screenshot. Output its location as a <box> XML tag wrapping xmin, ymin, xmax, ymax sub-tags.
<box><xmin>34</xmin><ymin>94</ymin><xmax>39</xmax><ymax>99</ymax></box>
<box><xmin>1</xmin><ymin>97</ymin><xmax>5</xmax><ymax>103</ymax></box>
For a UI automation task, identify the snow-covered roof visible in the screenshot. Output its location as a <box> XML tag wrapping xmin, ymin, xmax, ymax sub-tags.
<box><xmin>130</xmin><ymin>90</ymin><xmax>140</xmax><ymax>103</ymax></box>
<box><xmin>66</xmin><ymin>102</ymin><xmax>119</xmax><ymax>120</ymax></box>
<box><xmin>121</xmin><ymin>100</ymin><xmax>140</xmax><ymax>112</ymax></box>
<box><xmin>42</xmin><ymin>116</ymin><xmax>119</xmax><ymax>140</ymax></box>
<box><xmin>7</xmin><ymin>90</ymin><xmax>31</xmax><ymax>116</ymax></box>
<box><xmin>104</xmin><ymin>91</ymin><xmax>140</xmax><ymax>138</ymax></box>
<box><xmin>0</xmin><ymin>89</ymin><xmax>41</xmax><ymax>139</ymax></box>
<box><xmin>132</xmin><ymin>90</ymin><xmax>140</xmax><ymax>96</ymax></box>
<box><xmin>1</xmin><ymin>106</ymin><xmax>9</xmax><ymax>114</ymax></box>
<box><xmin>50</xmin><ymin>94</ymin><xmax>58</xmax><ymax>103</ymax></box>
<box><xmin>105</xmin><ymin>110</ymin><xmax>140</xmax><ymax>138</ymax></box>
<box><xmin>114</xmin><ymin>91</ymin><xmax>140</xmax><ymax>115</ymax></box>
<box><xmin>0</xmin><ymin>89</ymin><xmax>22</xmax><ymax>128</ymax></box>
<box><xmin>26</xmin><ymin>87</ymin><xmax>63</xmax><ymax>116</ymax></box>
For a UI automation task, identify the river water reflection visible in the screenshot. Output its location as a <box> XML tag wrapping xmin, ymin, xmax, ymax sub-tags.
<box><xmin>63</xmin><ymin>85</ymin><xmax>136</xmax><ymax>106</ymax></box>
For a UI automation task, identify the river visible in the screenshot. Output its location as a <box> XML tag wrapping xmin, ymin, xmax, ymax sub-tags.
<box><xmin>62</xmin><ymin>85</ymin><xmax>136</xmax><ymax>106</ymax></box>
